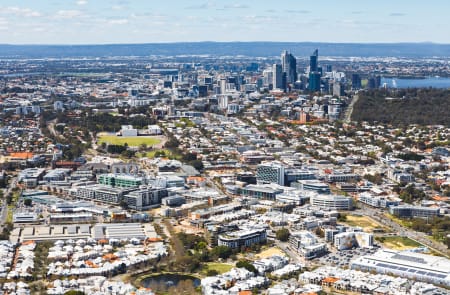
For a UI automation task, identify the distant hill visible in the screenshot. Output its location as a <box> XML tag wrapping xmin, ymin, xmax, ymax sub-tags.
<box><xmin>0</xmin><ymin>42</ymin><xmax>449</xmax><ymax>58</ymax></box>
<box><xmin>351</xmin><ymin>89</ymin><xmax>450</xmax><ymax>126</ymax></box>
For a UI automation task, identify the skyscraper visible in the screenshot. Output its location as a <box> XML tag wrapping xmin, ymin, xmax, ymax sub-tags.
<box><xmin>309</xmin><ymin>49</ymin><xmax>321</xmax><ymax>92</ymax></box>
<box><xmin>272</xmin><ymin>64</ymin><xmax>283</xmax><ymax>90</ymax></box>
<box><xmin>352</xmin><ymin>74</ymin><xmax>362</xmax><ymax>90</ymax></box>
<box><xmin>281</xmin><ymin>50</ymin><xmax>297</xmax><ymax>84</ymax></box>
<box><xmin>310</xmin><ymin>49</ymin><xmax>318</xmax><ymax>72</ymax></box>
<box><xmin>309</xmin><ymin>72</ymin><xmax>321</xmax><ymax>92</ymax></box>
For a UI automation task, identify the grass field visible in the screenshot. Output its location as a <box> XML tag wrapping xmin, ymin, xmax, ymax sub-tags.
<box><xmin>344</xmin><ymin>215</ymin><xmax>386</xmax><ymax>232</ymax></box>
<box><xmin>201</xmin><ymin>263</ymin><xmax>233</xmax><ymax>275</ymax></box>
<box><xmin>98</xmin><ymin>134</ymin><xmax>160</xmax><ymax>147</ymax></box>
<box><xmin>137</xmin><ymin>149</ymin><xmax>173</xmax><ymax>159</ymax></box>
<box><xmin>376</xmin><ymin>236</ymin><xmax>422</xmax><ymax>250</ymax></box>
<box><xmin>385</xmin><ymin>213</ymin><xmax>413</xmax><ymax>227</ymax></box>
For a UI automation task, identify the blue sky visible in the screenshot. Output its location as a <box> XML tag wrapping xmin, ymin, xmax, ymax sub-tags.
<box><xmin>0</xmin><ymin>0</ymin><xmax>449</xmax><ymax>44</ymax></box>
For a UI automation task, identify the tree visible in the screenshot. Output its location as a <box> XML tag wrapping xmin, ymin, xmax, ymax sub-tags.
<box><xmin>363</xmin><ymin>173</ymin><xmax>383</xmax><ymax>185</ymax></box>
<box><xmin>189</xmin><ymin>160</ymin><xmax>204</xmax><ymax>171</ymax></box>
<box><xmin>24</xmin><ymin>199</ymin><xmax>32</xmax><ymax>206</ymax></box>
<box><xmin>195</xmin><ymin>241</ymin><xmax>208</xmax><ymax>251</ymax></box>
<box><xmin>165</xmin><ymin>137</ymin><xmax>180</xmax><ymax>149</ymax></box>
<box><xmin>399</xmin><ymin>184</ymin><xmax>426</xmax><ymax>203</ymax></box>
<box><xmin>182</xmin><ymin>152</ymin><xmax>197</xmax><ymax>162</ymax></box>
<box><xmin>210</xmin><ymin>245</ymin><xmax>232</xmax><ymax>259</ymax></box>
<box><xmin>176</xmin><ymin>255</ymin><xmax>200</xmax><ymax>272</ymax></box>
<box><xmin>275</xmin><ymin>228</ymin><xmax>290</xmax><ymax>242</ymax></box>
<box><xmin>206</xmin><ymin>269</ymin><xmax>219</xmax><ymax>276</ymax></box>
<box><xmin>177</xmin><ymin>232</ymin><xmax>207</xmax><ymax>250</ymax></box>
<box><xmin>64</xmin><ymin>291</ymin><xmax>85</xmax><ymax>295</ymax></box>
<box><xmin>236</xmin><ymin>259</ymin><xmax>257</xmax><ymax>274</ymax></box>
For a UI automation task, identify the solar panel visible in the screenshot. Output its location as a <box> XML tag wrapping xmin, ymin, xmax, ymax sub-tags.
<box><xmin>427</xmin><ymin>273</ymin><xmax>446</xmax><ymax>279</ymax></box>
<box><xmin>392</xmin><ymin>254</ymin><xmax>426</xmax><ymax>264</ymax></box>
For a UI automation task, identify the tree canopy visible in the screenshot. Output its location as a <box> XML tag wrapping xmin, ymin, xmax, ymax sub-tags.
<box><xmin>352</xmin><ymin>89</ymin><xmax>450</xmax><ymax>126</ymax></box>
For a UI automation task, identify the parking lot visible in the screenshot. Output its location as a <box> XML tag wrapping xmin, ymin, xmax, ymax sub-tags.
<box><xmin>317</xmin><ymin>246</ymin><xmax>379</xmax><ymax>268</ymax></box>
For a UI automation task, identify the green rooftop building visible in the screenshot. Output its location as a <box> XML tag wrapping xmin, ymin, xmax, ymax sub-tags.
<box><xmin>98</xmin><ymin>173</ymin><xmax>143</xmax><ymax>188</ymax></box>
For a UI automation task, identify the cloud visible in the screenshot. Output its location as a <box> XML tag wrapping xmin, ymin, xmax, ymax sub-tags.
<box><xmin>76</xmin><ymin>0</ymin><xmax>88</xmax><ymax>5</ymax></box>
<box><xmin>390</xmin><ymin>12</ymin><xmax>406</xmax><ymax>17</ymax></box>
<box><xmin>32</xmin><ymin>27</ymin><xmax>46</xmax><ymax>32</ymax></box>
<box><xmin>130</xmin><ymin>13</ymin><xmax>167</xmax><ymax>22</ymax></box>
<box><xmin>223</xmin><ymin>4</ymin><xmax>249</xmax><ymax>9</ymax></box>
<box><xmin>285</xmin><ymin>9</ymin><xmax>310</xmax><ymax>14</ymax></box>
<box><xmin>55</xmin><ymin>10</ymin><xmax>83</xmax><ymax>19</ymax></box>
<box><xmin>108</xmin><ymin>19</ymin><xmax>129</xmax><ymax>25</ymax></box>
<box><xmin>112</xmin><ymin>5</ymin><xmax>124</xmax><ymax>10</ymax></box>
<box><xmin>243</xmin><ymin>15</ymin><xmax>278</xmax><ymax>25</ymax></box>
<box><xmin>185</xmin><ymin>2</ymin><xmax>213</xmax><ymax>10</ymax></box>
<box><xmin>351</xmin><ymin>11</ymin><xmax>364</xmax><ymax>15</ymax></box>
<box><xmin>1</xmin><ymin>6</ymin><xmax>42</xmax><ymax>17</ymax></box>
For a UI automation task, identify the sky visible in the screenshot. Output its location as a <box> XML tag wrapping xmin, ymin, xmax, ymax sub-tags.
<box><xmin>0</xmin><ymin>0</ymin><xmax>449</xmax><ymax>44</ymax></box>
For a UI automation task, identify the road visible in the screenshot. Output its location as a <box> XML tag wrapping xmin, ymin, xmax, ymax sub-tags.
<box><xmin>358</xmin><ymin>204</ymin><xmax>450</xmax><ymax>257</ymax></box>
<box><xmin>343</xmin><ymin>94</ymin><xmax>359</xmax><ymax>123</ymax></box>
<box><xmin>275</xmin><ymin>240</ymin><xmax>307</xmax><ymax>266</ymax></box>
<box><xmin>0</xmin><ymin>177</ymin><xmax>17</xmax><ymax>228</ymax></box>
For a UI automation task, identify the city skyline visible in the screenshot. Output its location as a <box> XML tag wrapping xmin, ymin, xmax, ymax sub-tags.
<box><xmin>0</xmin><ymin>0</ymin><xmax>449</xmax><ymax>44</ymax></box>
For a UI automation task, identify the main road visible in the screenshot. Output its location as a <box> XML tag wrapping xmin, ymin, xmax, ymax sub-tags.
<box><xmin>343</xmin><ymin>94</ymin><xmax>359</xmax><ymax>123</ymax></box>
<box><xmin>358</xmin><ymin>204</ymin><xmax>449</xmax><ymax>257</ymax></box>
<box><xmin>0</xmin><ymin>177</ymin><xmax>17</xmax><ymax>227</ymax></box>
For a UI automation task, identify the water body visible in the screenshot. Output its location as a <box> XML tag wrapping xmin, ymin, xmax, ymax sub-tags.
<box><xmin>381</xmin><ymin>77</ymin><xmax>450</xmax><ymax>89</ymax></box>
<box><xmin>140</xmin><ymin>273</ymin><xmax>200</xmax><ymax>292</ymax></box>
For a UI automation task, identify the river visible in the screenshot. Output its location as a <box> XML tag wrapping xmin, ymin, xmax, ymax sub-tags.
<box><xmin>381</xmin><ymin>77</ymin><xmax>450</xmax><ymax>89</ymax></box>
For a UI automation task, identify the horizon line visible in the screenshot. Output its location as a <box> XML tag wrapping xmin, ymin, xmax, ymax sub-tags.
<box><xmin>1</xmin><ymin>41</ymin><xmax>450</xmax><ymax>46</ymax></box>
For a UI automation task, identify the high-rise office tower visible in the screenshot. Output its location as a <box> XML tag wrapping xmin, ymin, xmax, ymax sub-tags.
<box><xmin>309</xmin><ymin>72</ymin><xmax>321</xmax><ymax>92</ymax></box>
<box><xmin>281</xmin><ymin>50</ymin><xmax>297</xmax><ymax>84</ymax></box>
<box><xmin>263</xmin><ymin>68</ymin><xmax>274</xmax><ymax>88</ymax></box>
<box><xmin>333</xmin><ymin>82</ymin><xmax>345</xmax><ymax>96</ymax></box>
<box><xmin>272</xmin><ymin>64</ymin><xmax>283</xmax><ymax>90</ymax></box>
<box><xmin>352</xmin><ymin>74</ymin><xmax>362</xmax><ymax>90</ymax></box>
<box><xmin>367</xmin><ymin>75</ymin><xmax>381</xmax><ymax>89</ymax></box>
<box><xmin>309</xmin><ymin>49</ymin><xmax>321</xmax><ymax>92</ymax></box>
<box><xmin>310</xmin><ymin>49</ymin><xmax>318</xmax><ymax>72</ymax></box>
<box><xmin>219</xmin><ymin>78</ymin><xmax>227</xmax><ymax>94</ymax></box>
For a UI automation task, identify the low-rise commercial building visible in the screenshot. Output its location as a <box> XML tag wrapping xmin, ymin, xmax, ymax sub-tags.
<box><xmin>292</xmin><ymin>179</ymin><xmax>331</xmax><ymax>194</ymax></box>
<box><xmin>98</xmin><ymin>173</ymin><xmax>143</xmax><ymax>188</ymax></box>
<box><xmin>218</xmin><ymin>228</ymin><xmax>267</xmax><ymax>249</ymax></box>
<box><xmin>124</xmin><ymin>187</ymin><xmax>167</xmax><ymax>210</ymax></box>
<box><xmin>351</xmin><ymin>249</ymin><xmax>450</xmax><ymax>286</ymax></box>
<box><xmin>389</xmin><ymin>205</ymin><xmax>440</xmax><ymax>218</ymax></box>
<box><xmin>358</xmin><ymin>192</ymin><xmax>400</xmax><ymax>208</ymax></box>
<box><xmin>239</xmin><ymin>184</ymin><xmax>284</xmax><ymax>200</ymax></box>
<box><xmin>310</xmin><ymin>194</ymin><xmax>353</xmax><ymax>210</ymax></box>
<box><xmin>289</xmin><ymin>231</ymin><xmax>327</xmax><ymax>259</ymax></box>
<box><xmin>325</xmin><ymin>173</ymin><xmax>359</xmax><ymax>183</ymax></box>
<box><xmin>76</xmin><ymin>185</ymin><xmax>137</xmax><ymax>204</ymax></box>
<box><xmin>334</xmin><ymin>231</ymin><xmax>374</xmax><ymax>250</ymax></box>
